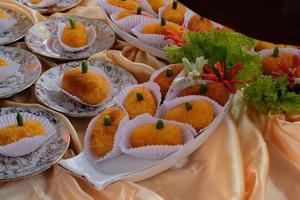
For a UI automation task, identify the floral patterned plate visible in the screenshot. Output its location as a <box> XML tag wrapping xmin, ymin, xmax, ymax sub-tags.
<box><xmin>34</xmin><ymin>60</ymin><xmax>138</xmax><ymax>117</ymax></box>
<box><xmin>0</xmin><ymin>46</ymin><xmax>42</xmax><ymax>99</ymax></box>
<box><xmin>18</xmin><ymin>0</ymin><xmax>82</xmax><ymax>14</ymax></box>
<box><xmin>25</xmin><ymin>16</ymin><xmax>116</xmax><ymax>61</ymax></box>
<box><xmin>0</xmin><ymin>8</ymin><xmax>33</xmax><ymax>45</ymax></box>
<box><xmin>0</xmin><ymin>105</ymin><xmax>70</xmax><ymax>181</ymax></box>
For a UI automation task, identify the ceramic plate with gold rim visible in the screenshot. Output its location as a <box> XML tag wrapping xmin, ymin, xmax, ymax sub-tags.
<box><xmin>0</xmin><ymin>46</ymin><xmax>42</xmax><ymax>99</ymax></box>
<box><xmin>0</xmin><ymin>7</ymin><xmax>33</xmax><ymax>45</ymax></box>
<box><xmin>18</xmin><ymin>0</ymin><xmax>82</xmax><ymax>14</ymax></box>
<box><xmin>25</xmin><ymin>16</ymin><xmax>116</xmax><ymax>61</ymax></box>
<box><xmin>0</xmin><ymin>105</ymin><xmax>70</xmax><ymax>181</ymax></box>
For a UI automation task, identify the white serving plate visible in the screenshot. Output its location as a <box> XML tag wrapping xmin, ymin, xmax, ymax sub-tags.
<box><xmin>59</xmin><ymin>97</ymin><xmax>231</xmax><ymax>188</ymax></box>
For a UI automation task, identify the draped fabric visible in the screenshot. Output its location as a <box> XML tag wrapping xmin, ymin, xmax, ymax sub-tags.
<box><xmin>0</xmin><ymin>0</ymin><xmax>300</xmax><ymax>199</ymax></box>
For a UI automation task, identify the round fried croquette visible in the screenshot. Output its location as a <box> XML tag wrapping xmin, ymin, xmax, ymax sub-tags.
<box><xmin>61</xmin><ymin>67</ymin><xmax>110</xmax><ymax>105</ymax></box>
<box><xmin>90</xmin><ymin>107</ymin><xmax>126</xmax><ymax>157</ymax></box>
<box><xmin>143</xmin><ymin>21</ymin><xmax>184</xmax><ymax>35</ymax></box>
<box><xmin>188</xmin><ymin>15</ymin><xmax>213</xmax><ymax>32</ymax></box>
<box><xmin>153</xmin><ymin>64</ymin><xmax>183</xmax><ymax>97</ymax></box>
<box><xmin>62</xmin><ymin>20</ymin><xmax>88</xmax><ymax>48</ymax></box>
<box><xmin>116</xmin><ymin>9</ymin><xmax>153</xmax><ymax>20</ymax></box>
<box><xmin>147</xmin><ymin>0</ymin><xmax>164</xmax><ymax>13</ymax></box>
<box><xmin>124</xmin><ymin>87</ymin><xmax>157</xmax><ymax>119</ymax></box>
<box><xmin>0</xmin><ymin>120</ymin><xmax>45</xmax><ymax>146</ymax></box>
<box><xmin>130</xmin><ymin>121</ymin><xmax>183</xmax><ymax>147</ymax></box>
<box><xmin>162</xmin><ymin>1</ymin><xmax>186</xmax><ymax>25</ymax></box>
<box><xmin>178</xmin><ymin>82</ymin><xmax>229</xmax><ymax>106</ymax></box>
<box><xmin>106</xmin><ymin>0</ymin><xmax>140</xmax><ymax>11</ymax></box>
<box><xmin>163</xmin><ymin>100</ymin><xmax>214</xmax><ymax>130</ymax></box>
<box><xmin>262</xmin><ymin>52</ymin><xmax>295</xmax><ymax>75</ymax></box>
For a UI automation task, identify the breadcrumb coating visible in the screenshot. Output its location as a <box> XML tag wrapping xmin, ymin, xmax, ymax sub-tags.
<box><xmin>62</xmin><ymin>21</ymin><xmax>88</xmax><ymax>48</ymax></box>
<box><xmin>162</xmin><ymin>2</ymin><xmax>186</xmax><ymax>25</ymax></box>
<box><xmin>106</xmin><ymin>0</ymin><xmax>140</xmax><ymax>11</ymax></box>
<box><xmin>262</xmin><ymin>53</ymin><xmax>295</xmax><ymax>75</ymax></box>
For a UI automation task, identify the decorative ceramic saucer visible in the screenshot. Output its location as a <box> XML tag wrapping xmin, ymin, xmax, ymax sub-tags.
<box><xmin>0</xmin><ymin>105</ymin><xmax>70</xmax><ymax>181</ymax></box>
<box><xmin>35</xmin><ymin>60</ymin><xmax>138</xmax><ymax>117</ymax></box>
<box><xmin>0</xmin><ymin>46</ymin><xmax>42</xmax><ymax>99</ymax></box>
<box><xmin>25</xmin><ymin>16</ymin><xmax>116</xmax><ymax>61</ymax></box>
<box><xmin>18</xmin><ymin>0</ymin><xmax>82</xmax><ymax>14</ymax></box>
<box><xmin>0</xmin><ymin>8</ymin><xmax>33</xmax><ymax>45</ymax></box>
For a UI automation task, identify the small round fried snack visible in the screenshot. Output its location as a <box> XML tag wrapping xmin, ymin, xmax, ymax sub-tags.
<box><xmin>116</xmin><ymin>7</ymin><xmax>153</xmax><ymax>20</ymax></box>
<box><xmin>106</xmin><ymin>0</ymin><xmax>140</xmax><ymax>11</ymax></box>
<box><xmin>188</xmin><ymin>15</ymin><xmax>213</xmax><ymax>32</ymax></box>
<box><xmin>90</xmin><ymin>108</ymin><xmax>126</xmax><ymax>157</ymax></box>
<box><xmin>147</xmin><ymin>0</ymin><xmax>164</xmax><ymax>13</ymax></box>
<box><xmin>143</xmin><ymin>18</ymin><xmax>184</xmax><ymax>35</ymax></box>
<box><xmin>124</xmin><ymin>87</ymin><xmax>157</xmax><ymax>119</ymax></box>
<box><xmin>61</xmin><ymin>65</ymin><xmax>110</xmax><ymax>105</ymax></box>
<box><xmin>162</xmin><ymin>1</ymin><xmax>186</xmax><ymax>25</ymax></box>
<box><xmin>0</xmin><ymin>119</ymin><xmax>45</xmax><ymax>146</ymax></box>
<box><xmin>163</xmin><ymin>100</ymin><xmax>214</xmax><ymax>130</ymax></box>
<box><xmin>153</xmin><ymin>64</ymin><xmax>183</xmax><ymax>97</ymax></box>
<box><xmin>62</xmin><ymin>19</ymin><xmax>88</xmax><ymax>48</ymax></box>
<box><xmin>262</xmin><ymin>48</ymin><xmax>296</xmax><ymax>75</ymax></box>
<box><xmin>31</xmin><ymin>0</ymin><xmax>42</xmax><ymax>4</ymax></box>
<box><xmin>130</xmin><ymin>120</ymin><xmax>183</xmax><ymax>147</ymax></box>
<box><xmin>179</xmin><ymin>82</ymin><xmax>229</xmax><ymax>106</ymax></box>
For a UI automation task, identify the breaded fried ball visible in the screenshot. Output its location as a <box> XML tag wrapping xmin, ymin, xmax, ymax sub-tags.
<box><xmin>31</xmin><ymin>0</ymin><xmax>42</xmax><ymax>4</ymax></box>
<box><xmin>0</xmin><ymin>120</ymin><xmax>45</xmax><ymax>146</ymax></box>
<box><xmin>179</xmin><ymin>82</ymin><xmax>229</xmax><ymax>106</ymax></box>
<box><xmin>147</xmin><ymin>0</ymin><xmax>164</xmax><ymax>13</ymax></box>
<box><xmin>162</xmin><ymin>1</ymin><xmax>186</xmax><ymax>25</ymax></box>
<box><xmin>153</xmin><ymin>64</ymin><xmax>183</xmax><ymax>97</ymax></box>
<box><xmin>116</xmin><ymin>8</ymin><xmax>153</xmax><ymax>20</ymax></box>
<box><xmin>62</xmin><ymin>67</ymin><xmax>110</xmax><ymax>105</ymax></box>
<box><xmin>90</xmin><ymin>107</ymin><xmax>126</xmax><ymax>157</ymax></box>
<box><xmin>163</xmin><ymin>100</ymin><xmax>214</xmax><ymax>130</ymax></box>
<box><xmin>124</xmin><ymin>87</ymin><xmax>157</xmax><ymax>119</ymax></box>
<box><xmin>106</xmin><ymin>0</ymin><xmax>140</xmax><ymax>11</ymax></box>
<box><xmin>143</xmin><ymin>21</ymin><xmax>184</xmax><ymax>35</ymax></box>
<box><xmin>262</xmin><ymin>49</ymin><xmax>295</xmax><ymax>75</ymax></box>
<box><xmin>62</xmin><ymin>19</ymin><xmax>87</xmax><ymax>48</ymax></box>
<box><xmin>188</xmin><ymin>15</ymin><xmax>213</xmax><ymax>32</ymax></box>
<box><xmin>130</xmin><ymin>120</ymin><xmax>182</xmax><ymax>147</ymax></box>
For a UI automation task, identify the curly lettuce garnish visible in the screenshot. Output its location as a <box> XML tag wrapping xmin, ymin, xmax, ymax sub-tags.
<box><xmin>243</xmin><ymin>76</ymin><xmax>300</xmax><ymax>115</ymax></box>
<box><xmin>166</xmin><ymin>29</ymin><xmax>261</xmax><ymax>84</ymax></box>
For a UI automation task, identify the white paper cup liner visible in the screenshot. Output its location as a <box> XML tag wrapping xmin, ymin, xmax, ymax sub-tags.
<box><xmin>0</xmin><ymin>55</ymin><xmax>20</xmax><ymax>82</ymax></box>
<box><xmin>84</xmin><ymin>112</ymin><xmax>129</xmax><ymax>163</ymax></box>
<box><xmin>110</xmin><ymin>11</ymin><xmax>155</xmax><ymax>33</ymax></box>
<box><xmin>258</xmin><ymin>47</ymin><xmax>300</xmax><ymax>58</ymax></box>
<box><xmin>98</xmin><ymin>0</ymin><xmax>125</xmax><ymax>14</ymax></box>
<box><xmin>156</xmin><ymin>95</ymin><xmax>224</xmax><ymax>134</ymax></box>
<box><xmin>113</xmin><ymin>82</ymin><xmax>162</xmax><ymax>118</ymax></box>
<box><xmin>22</xmin><ymin>0</ymin><xmax>57</xmax><ymax>8</ymax></box>
<box><xmin>164</xmin><ymin>79</ymin><xmax>233</xmax><ymax>108</ymax></box>
<box><xmin>119</xmin><ymin>113</ymin><xmax>195</xmax><ymax>160</ymax></box>
<box><xmin>57</xmin><ymin>23</ymin><xmax>96</xmax><ymax>52</ymax></box>
<box><xmin>0</xmin><ymin>112</ymin><xmax>56</xmax><ymax>157</ymax></box>
<box><xmin>0</xmin><ymin>13</ymin><xmax>16</xmax><ymax>33</ymax></box>
<box><xmin>57</xmin><ymin>66</ymin><xmax>114</xmax><ymax>107</ymax></box>
<box><xmin>137</xmin><ymin>0</ymin><xmax>170</xmax><ymax>16</ymax></box>
<box><xmin>131</xmin><ymin>18</ymin><xmax>176</xmax><ymax>48</ymax></box>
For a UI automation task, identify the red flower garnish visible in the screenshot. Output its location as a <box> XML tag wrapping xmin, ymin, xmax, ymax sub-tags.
<box><xmin>271</xmin><ymin>56</ymin><xmax>300</xmax><ymax>89</ymax></box>
<box><xmin>164</xmin><ymin>29</ymin><xmax>186</xmax><ymax>46</ymax></box>
<box><xmin>201</xmin><ymin>61</ymin><xmax>243</xmax><ymax>93</ymax></box>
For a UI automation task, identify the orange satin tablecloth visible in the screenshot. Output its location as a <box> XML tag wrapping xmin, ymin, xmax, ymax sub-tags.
<box><xmin>1</xmin><ymin>0</ymin><xmax>300</xmax><ymax>199</ymax></box>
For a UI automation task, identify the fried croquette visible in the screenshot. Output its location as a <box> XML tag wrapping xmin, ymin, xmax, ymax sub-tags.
<box><xmin>61</xmin><ymin>67</ymin><xmax>110</xmax><ymax>105</ymax></box>
<box><xmin>178</xmin><ymin>82</ymin><xmax>229</xmax><ymax>106</ymax></box>
<box><xmin>163</xmin><ymin>100</ymin><xmax>214</xmax><ymax>130</ymax></box>
<box><xmin>90</xmin><ymin>108</ymin><xmax>126</xmax><ymax>157</ymax></box>
<box><xmin>130</xmin><ymin>120</ymin><xmax>183</xmax><ymax>147</ymax></box>
<box><xmin>0</xmin><ymin>120</ymin><xmax>45</xmax><ymax>146</ymax></box>
<box><xmin>62</xmin><ymin>19</ymin><xmax>87</xmax><ymax>48</ymax></box>
<box><xmin>153</xmin><ymin>64</ymin><xmax>183</xmax><ymax>97</ymax></box>
<box><xmin>106</xmin><ymin>0</ymin><xmax>140</xmax><ymax>11</ymax></box>
<box><xmin>162</xmin><ymin>1</ymin><xmax>186</xmax><ymax>25</ymax></box>
<box><xmin>147</xmin><ymin>0</ymin><xmax>164</xmax><ymax>13</ymax></box>
<box><xmin>262</xmin><ymin>48</ymin><xmax>296</xmax><ymax>75</ymax></box>
<box><xmin>124</xmin><ymin>87</ymin><xmax>157</xmax><ymax>119</ymax></box>
<box><xmin>116</xmin><ymin>7</ymin><xmax>153</xmax><ymax>20</ymax></box>
<box><xmin>0</xmin><ymin>59</ymin><xmax>8</xmax><ymax>67</ymax></box>
<box><xmin>143</xmin><ymin>20</ymin><xmax>184</xmax><ymax>35</ymax></box>
<box><xmin>31</xmin><ymin>0</ymin><xmax>42</xmax><ymax>4</ymax></box>
<box><xmin>188</xmin><ymin>15</ymin><xmax>213</xmax><ymax>32</ymax></box>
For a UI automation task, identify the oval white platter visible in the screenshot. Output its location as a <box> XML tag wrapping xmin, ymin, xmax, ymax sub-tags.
<box><xmin>97</xmin><ymin>0</ymin><xmax>168</xmax><ymax>60</ymax></box>
<box><xmin>59</xmin><ymin>97</ymin><xmax>232</xmax><ymax>188</ymax></box>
